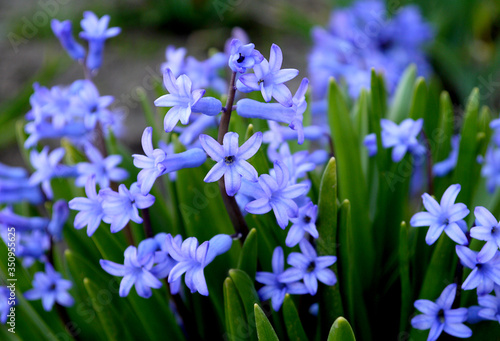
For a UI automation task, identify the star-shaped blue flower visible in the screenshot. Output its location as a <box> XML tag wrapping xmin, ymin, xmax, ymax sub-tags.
<box><xmin>411</xmin><ymin>283</ymin><xmax>472</xmax><ymax>341</ymax></box>
<box><xmin>410</xmin><ymin>184</ymin><xmax>469</xmax><ymax>245</ymax></box>
<box><xmin>69</xmin><ymin>176</ymin><xmax>105</xmax><ymax>236</ymax></box>
<box><xmin>470</xmin><ymin>206</ymin><xmax>500</xmax><ymax>263</ymax></box>
<box><xmin>228</xmin><ymin>39</ymin><xmax>264</xmax><ymax>73</ymax></box>
<box><xmin>100</xmin><ymin>245</ymin><xmax>163</xmax><ymax>298</ymax></box>
<box><xmin>24</xmin><ymin>263</ymin><xmax>74</xmax><ymax>311</ymax></box>
<box><xmin>286</xmin><ymin>201</ymin><xmax>319</xmax><ymax>247</ymax></box>
<box><xmin>199</xmin><ymin>132</ymin><xmax>262</xmax><ymax>196</ymax></box>
<box><xmin>381</xmin><ymin>118</ymin><xmax>426</xmax><ymax>162</ymax></box>
<box><xmin>456</xmin><ymin>245</ymin><xmax>500</xmax><ymax>296</ymax></box>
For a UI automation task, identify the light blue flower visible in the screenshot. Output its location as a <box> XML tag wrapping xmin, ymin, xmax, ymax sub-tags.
<box><xmin>411</xmin><ymin>283</ymin><xmax>472</xmax><ymax>341</ymax></box>
<box><xmin>69</xmin><ymin>176</ymin><xmax>105</xmax><ymax>237</ymax></box>
<box><xmin>279</xmin><ymin>239</ymin><xmax>336</xmax><ymax>295</ymax></box>
<box><xmin>433</xmin><ymin>135</ymin><xmax>460</xmax><ymax>177</ymax></box>
<box><xmin>50</xmin><ymin>19</ymin><xmax>86</xmax><ymax>61</ymax></box>
<box><xmin>154</xmin><ymin>69</ymin><xmax>222</xmax><ymax>132</ymax></box>
<box><xmin>0</xmin><ymin>287</ymin><xmax>11</xmax><ymax>324</ymax></box>
<box><xmin>24</xmin><ymin>263</ymin><xmax>74</xmax><ymax>311</ymax></box>
<box><xmin>245</xmin><ymin>160</ymin><xmax>309</xmax><ymax>229</ymax></box>
<box><xmin>100</xmin><ymin>245</ymin><xmax>163</xmax><ymax>298</ymax></box>
<box><xmin>286</xmin><ymin>201</ymin><xmax>319</xmax><ymax>247</ymax></box>
<box><xmin>0</xmin><ymin>207</ymin><xmax>49</xmax><ymax>231</ymax></box>
<box><xmin>199</xmin><ymin>132</ymin><xmax>262</xmax><ymax>196</ymax></box>
<box><xmin>477</xmin><ymin>288</ymin><xmax>500</xmax><ymax>323</ymax></box>
<box><xmin>470</xmin><ymin>206</ymin><xmax>500</xmax><ymax>263</ymax></box>
<box><xmin>410</xmin><ymin>184</ymin><xmax>469</xmax><ymax>245</ymax></box>
<box><xmin>161</xmin><ymin>45</ymin><xmax>187</xmax><ymax>76</ymax></box>
<box><xmin>381</xmin><ymin>118</ymin><xmax>426</xmax><ymax>162</ymax></box>
<box><xmin>481</xmin><ymin>146</ymin><xmax>500</xmax><ymax>193</ymax></box>
<box><xmin>363</xmin><ymin>133</ymin><xmax>378</xmax><ymax>157</ymax></box>
<box><xmin>456</xmin><ymin>245</ymin><xmax>500</xmax><ymax>296</ymax></box>
<box><xmin>237</xmin><ymin>44</ymin><xmax>298</xmax><ymax>107</ymax></box>
<box><xmin>255</xmin><ymin>246</ymin><xmax>308</xmax><ymax>311</ymax></box>
<box><xmin>47</xmin><ymin>200</ymin><xmax>69</xmax><ymax>241</ymax></box>
<box><xmin>228</xmin><ymin>39</ymin><xmax>264</xmax><ymax>73</ymax></box>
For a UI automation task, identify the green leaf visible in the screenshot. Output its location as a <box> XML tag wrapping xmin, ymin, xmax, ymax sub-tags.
<box><xmin>327</xmin><ymin>317</ymin><xmax>356</xmax><ymax>341</ymax></box>
<box><xmin>83</xmin><ymin>278</ymin><xmax>135</xmax><ymax>341</ymax></box>
<box><xmin>327</xmin><ymin>78</ymin><xmax>374</xmax><ymax>285</ymax></box>
<box><xmin>453</xmin><ymin>88</ymin><xmax>480</xmax><ymax>207</ymax></box>
<box><xmin>229</xmin><ymin>269</ymin><xmax>260</xmax><ymax>341</ymax></box>
<box><xmin>316</xmin><ymin>157</ymin><xmax>344</xmax><ymax>332</ymax></box>
<box><xmin>224</xmin><ymin>277</ymin><xmax>249</xmax><ymax>341</ymax></box>
<box><xmin>282</xmin><ymin>294</ymin><xmax>308</xmax><ymax>341</ymax></box>
<box><xmin>388</xmin><ymin>64</ymin><xmax>416</xmax><ymax>123</ymax></box>
<box><xmin>409</xmin><ymin>77</ymin><xmax>427</xmax><ymax>121</ymax></box>
<box><xmin>254</xmin><ymin>304</ymin><xmax>279</xmax><ymax>341</ymax></box>
<box><xmin>399</xmin><ymin>222</ymin><xmax>411</xmax><ymax>334</ymax></box>
<box><xmin>237</xmin><ymin>228</ymin><xmax>258</xmax><ymax>280</ymax></box>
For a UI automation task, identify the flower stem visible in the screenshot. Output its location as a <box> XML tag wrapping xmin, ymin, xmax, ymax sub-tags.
<box><xmin>218</xmin><ymin>72</ymin><xmax>249</xmax><ymax>242</ymax></box>
<box><xmin>141</xmin><ymin>208</ymin><xmax>153</xmax><ymax>238</ymax></box>
<box><xmin>421</xmin><ymin>131</ymin><xmax>434</xmax><ymax>195</ymax></box>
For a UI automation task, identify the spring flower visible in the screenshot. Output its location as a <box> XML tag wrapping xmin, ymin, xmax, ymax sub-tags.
<box><xmin>133</xmin><ymin>127</ymin><xmax>207</xmax><ymax>195</ymax></box>
<box><xmin>286</xmin><ymin>202</ymin><xmax>319</xmax><ymax>247</ymax></box>
<box><xmin>69</xmin><ymin>176</ymin><xmax>105</xmax><ymax>237</ymax></box>
<box><xmin>263</xmin><ymin>121</ymin><xmax>325</xmax><ymax>158</ymax></box>
<box><xmin>456</xmin><ymin>246</ymin><xmax>500</xmax><ymax>296</ymax></box>
<box><xmin>381</xmin><ymin>118</ymin><xmax>426</xmax><ymax>162</ymax></box>
<box><xmin>51</xmin><ymin>19</ymin><xmax>86</xmax><ymax>61</ymax></box>
<box><xmin>165</xmin><ymin>234</ymin><xmax>233</xmax><ymax>296</ymax></box>
<box><xmin>73</xmin><ymin>80</ymin><xmax>115</xmax><ymax>130</ymax></box>
<box><xmin>245</xmin><ymin>160</ymin><xmax>309</xmax><ymax>229</ymax></box>
<box><xmin>237</xmin><ymin>44</ymin><xmax>298</xmax><ymax>107</ymax></box>
<box><xmin>24</xmin><ymin>263</ymin><xmax>74</xmax><ymax>311</ymax></box>
<box><xmin>411</xmin><ymin>283</ymin><xmax>472</xmax><ymax>341</ymax></box>
<box><xmin>100</xmin><ymin>246</ymin><xmax>163</xmax><ymax>298</ymax></box>
<box><xmin>29</xmin><ymin>146</ymin><xmax>77</xmax><ymax>199</ymax></box>
<box><xmin>100</xmin><ymin>183</ymin><xmax>155</xmax><ymax>233</ymax></box>
<box><xmin>0</xmin><ymin>207</ymin><xmax>49</xmax><ymax>231</ymax></box>
<box><xmin>481</xmin><ymin>146</ymin><xmax>500</xmax><ymax>193</ymax></box>
<box><xmin>228</xmin><ymin>39</ymin><xmax>264</xmax><ymax>73</ymax></box>
<box><xmin>255</xmin><ymin>247</ymin><xmax>308</xmax><ymax>311</ymax></box>
<box><xmin>185</xmin><ymin>52</ymin><xmax>228</xmax><ymax>94</ymax></box>
<box><xmin>363</xmin><ymin>133</ymin><xmax>378</xmax><ymax>157</ymax></box>
<box><xmin>199</xmin><ymin>132</ymin><xmax>262</xmax><ymax>196</ymax></box>
<box><xmin>433</xmin><ymin>135</ymin><xmax>460</xmax><ymax>177</ymax></box>
<box><xmin>279</xmin><ymin>240</ymin><xmax>336</xmax><ymax>295</ymax></box>
<box><xmin>154</xmin><ymin>69</ymin><xmax>222</xmax><ymax>132</ymax></box>
<box><xmin>161</xmin><ymin>46</ymin><xmax>187</xmax><ymax>76</ymax></box>
<box><xmin>0</xmin><ymin>167</ymin><xmax>44</xmax><ymax>204</ymax></box>
<box><xmin>477</xmin><ymin>289</ymin><xmax>500</xmax><ymax>322</ymax></box>
<box><xmin>47</xmin><ymin>200</ymin><xmax>69</xmax><ymax>241</ymax></box>
<box><xmin>410</xmin><ymin>184</ymin><xmax>469</xmax><ymax>245</ymax></box>
<box><xmin>76</xmin><ymin>144</ymin><xmax>128</xmax><ymax>188</ymax></box>
<box><xmin>237</xmin><ymin>78</ymin><xmax>309</xmax><ymax>144</ymax></box>
<box><xmin>79</xmin><ymin>11</ymin><xmax>121</xmax><ymax>71</ymax></box>
<box><xmin>1</xmin><ymin>228</ymin><xmax>49</xmax><ymax>267</ymax></box>
<box><xmin>470</xmin><ymin>207</ymin><xmax>500</xmax><ymax>263</ymax></box>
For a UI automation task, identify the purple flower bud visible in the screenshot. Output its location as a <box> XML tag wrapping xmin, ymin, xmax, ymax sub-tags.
<box><xmin>51</xmin><ymin>19</ymin><xmax>86</xmax><ymax>61</ymax></box>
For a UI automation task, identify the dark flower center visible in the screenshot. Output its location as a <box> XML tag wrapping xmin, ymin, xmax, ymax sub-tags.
<box><xmin>437</xmin><ymin>309</ymin><xmax>445</xmax><ymax>323</ymax></box>
<box><xmin>225</xmin><ymin>155</ymin><xmax>236</xmax><ymax>165</ymax></box>
<box><xmin>237</xmin><ymin>53</ymin><xmax>245</xmax><ymax>63</ymax></box>
<box><xmin>49</xmin><ymin>283</ymin><xmax>57</xmax><ymax>291</ymax></box>
<box><xmin>307</xmin><ymin>261</ymin><xmax>315</xmax><ymax>273</ymax></box>
<box><xmin>303</xmin><ymin>216</ymin><xmax>312</xmax><ymax>224</ymax></box>
<box><xmin>89</xmin><ymin>104</ymin><xmax>98</xmax><ymax>113</ymax></box>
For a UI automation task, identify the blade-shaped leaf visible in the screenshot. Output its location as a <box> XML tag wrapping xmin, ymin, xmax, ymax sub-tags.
<box><xmin>282</xmin><ymin>294</ymin><xmax>308</xmax><ymax>341</ymax></box>
<box><xmin>254</xmin><ymin>303</ymin><xmax>279</xmax><ymax>341</ymax></box>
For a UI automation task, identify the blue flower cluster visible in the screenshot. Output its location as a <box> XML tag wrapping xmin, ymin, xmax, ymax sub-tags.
<box><xmin>309</xmin><ymin>0</ymin><xmax>433</xmax><ymax>99</ymax></box>
<box><xmin>410</xmin><ymin>184</ymin><xmax>500</xmax><ymax>340</ymax></box>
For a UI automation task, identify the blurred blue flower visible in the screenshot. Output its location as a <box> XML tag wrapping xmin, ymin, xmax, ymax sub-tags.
<box><xmin>456</xmin><ymin>245</ymin><xmax>500</xmax><ymax>296</ymax></box>
<box><xmin>51</xmin><ymin>19</ymin><xmax>86</xmax><ymax>61</ymax></box>
<box><xmin>308</xmin><ymin>0</ymin><xmax>432</xmax><ymax>98</ymax></box>
<box><xmin>199</xmin><ymin>132</ymin><xmax>262</xmax><ymax>196</ymax></box>
<box><xmin>161</xmin><ymin>46</ymin><xmax>187</xmax><ymax>77</ymax></box>
<box><xmin>279</xmin><ymin>239</ymin><xmax>336</xmax><ymax>295</ymax></box>
<box><xmin>185</xmin><ymin>52</ymin><xmax>228</xmax><ymax>94</ymax></box>
<box><xmin>133</xmin><ymin>127</ymin><xmax>207</xmax><ymax>195</ymax></box>
<box><xmin>433</xmin><ymin>135</ymin><xmax>460</xmax><ymax>177</ymax></box>
<box><xmin>245</xmin><ymin>160</ymin><xmax>309</xmax><ymax>229</ymax></box>
<box><xmin>410</xmin><ymin>184</ymin><xmax>469</xmax><ymax>245</ymax></box>
<box><xmin>0</xmin><ymin>207</ymin><xmax>49</xmax><ymax>231</ymax></box>
<box><xmin>237</xmin><ymin>44</ymin><xmax>298</xmax><ymax>107</ymax></box>
<box><xmin>24</xmin><ymin>263</ymin><xmax>74</xmax><ymax>311</ymax></box>
<box><xmin>255</xmin><ymin>246</ymin><xmax>308</xmax><ymax>311</ymax></box>
<box><xmin>165</xmin><ymin>234</ymin><xmax>233</xmax><ymax>296</ymax></box>
<box><xmin>286</xmin><ymin>201</ymin><xmax>319</xmax><ymax>247</ymax></box>
<box><xmin>411</xmin><ymin>283</ymin><xmax>471</xmax><ymax>341</ymax></box>
<box><xmin>73</xmin><ymin>80</ymin><xmax>115</xmax><ymax>130</ymax></box>
<box><xmin>100</xmin><ymin>183</ymin><xmax>155</xmax><ymax>233</ymax></box>
<box><xmin>76</xmin><ymin>143</ymin><xmax>128</xmax><ymax>189</ymax></box>
<box><xmin>47</xmin><ymin>200</ymin><xmax>69</xmax><ymax>241</ymax></box>
<box><xmin>228</xmin><ymin>39</ymin><xmax>264</xmax><ymax>73</ymax></box>
<box><xmin>100</xmin><ymin>245</ymin><xmax>163</xmax><ymax>298</ymax></box>
<box><xmin>481</xmin><ymin>146</ymin><xmax>500</xmax><ymax>193</ymax></box>
<box><xmin>381</xmin><ymin>118</ymin><xmax>426</xmax><ymax>162</ymax></box>
<box><xmin>270</xmin><ymin>143</ymin><xmax>320</xmax><ymax>185</ymax></box>
<box><xmin>79</xmin><ymin>11</ymin><xmax>121</xmax><ymax>71</ymax></box>
<box><xmin>69</xmin><ymin>176</ymin><xmax>105</xmax><ymax>237</ymax></box>
<box><xmin>477</xmin><ymin>289</ymin><xmax>500</xmax><ymax>322</ymax></box>
<box><xmin>237</xmin><ymin>78</ymin><xmax>309</xmax><ymax>144</ymax></box>
<box><xmin>363</xmin><ymin>133</ymin><xmax>378</xmax><ymax>157</ymax></box>
<box><xmin>0</xmin><ymin>287</ymin><xmax>10</xmax><ymax>324</ymax></box>
<box><xmin>0</xmin><ymin>163</ymin><xmax>44</xmax><ymax>205</ymax></box>
<box><xmin>154</xmin><ymin>69</ymin><xmax>222</xmax><ymax>132</ymax></box>
<box><xmin>470</xmin><ymin>206</ymin><xmax>500</xmax><ymax>263</ymax></box>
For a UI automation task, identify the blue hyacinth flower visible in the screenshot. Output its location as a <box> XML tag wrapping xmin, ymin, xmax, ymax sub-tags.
<box><xmin>456</xmin><ymin>245</ymin><xmax>500</xmax><ymax>296</ymax></box>
<box><xmin>50</xmin><ymin>19</ymin><xmax>86</xmax><ymax>61</ymax></box>
<box><xmin>470</xmin><ymin>206</ymin><xmax>500</xmax><ymax>263</ymax></box>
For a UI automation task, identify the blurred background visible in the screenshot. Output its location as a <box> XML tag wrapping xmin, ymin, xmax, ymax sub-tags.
<box><xmin>1</xmin><ymin>0</ymin><xmax>500</xmax><ymax>165</ymax></box>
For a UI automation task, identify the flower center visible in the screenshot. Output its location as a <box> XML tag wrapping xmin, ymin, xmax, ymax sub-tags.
<box><xmin>307</xmin><ymin>261</ymin><xmax>315</xmax><ymax>273</ymax></box>
<box><xmin>237</xmin><ymin>53</ymin><xmax>245</xmax><ymax>63</ymax></box>
<box><xmin>437</xmin><ymin>309</ymin><xmax>445</xmax><ymax>323</ymax></box>
<box><xmin>224</xmin><ymin>155</ymin><xmax>236</xmax><ymax>165</ymax></box>
<box><xmin>303</xmin><ymin>216</ymin><xmax>312</xmax><ymax>224</ymax></box>
<box><xmin>49</xmin><ymin>283</ymin><xmax>57</xmax><ymax>291</ymax></box>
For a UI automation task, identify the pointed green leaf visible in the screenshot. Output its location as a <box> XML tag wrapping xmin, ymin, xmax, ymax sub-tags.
<box><xmin>254</xmin><ymin>304</ymin><xmax>279</xmax><ymax>341</ymax></box>
<box><xmin>283</xmin><ymin>294</ymin><xmax>308</xmax><ymax>341</ymax></box>
<box><xmin>327</xmin><ymin>317</ymin><xmax>356</xmax><ymax>341</ymax></box>
<box><xmin>237</xmin><ymin>228</ymin><xmax>258</xmax><ymax>280</ymax></box>
<box><xmin>388</xmin><ymin>64</ymin><xmax>416</xmax><ymax>123</ymax></box>
<box><xmin>409</xmin><ymin>77</ymin><xmax>427</xmax><ymax>121</ymax></box>
<box><xmin>229</xmin><ymin>269</ymin><xmax>260</xmax><ymax>341</ymax></box>
<box><xmin>224</xmin><ymin>277</ymin><xmax>249</xmax><ymax>341</ymax></box>
<box><xmin>327</xmin><ymin>79</ymin><xmax>374</xmax><ymax>285</ymax></box>
<box><xmin>399</xmin><ymin>222</ymin><xmax>411</xmax><ymax>333</ymax></box>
